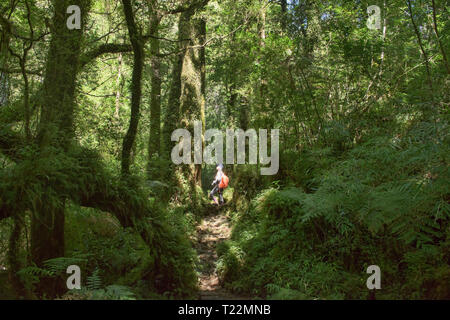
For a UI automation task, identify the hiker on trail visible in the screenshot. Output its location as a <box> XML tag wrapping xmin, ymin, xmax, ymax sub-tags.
<box><xmin>210</xmin><ymin>164</ymin><xmax>228</xmax><ymax>205</ymax></box>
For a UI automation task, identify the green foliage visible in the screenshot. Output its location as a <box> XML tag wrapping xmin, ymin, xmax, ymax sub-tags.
<box><xmin>17</xmin><ymin>255</ymin><xmax>88</xmax><ymax>294</ymax></box>
<box><xmin>64</xmin><ymin>201</ymin><xmax>198</xmax><ymax>299</ymax></box>
<box><xmin>86</xmin><ymin>268</ymin><xmax>102</xmax><ymax>291</ymax></box>
<box><xmin>1</xmin><ymin>0</ymin><xmax>449</xmax><ymax>301</ymax></box>
<box><xmin>16</xmin><ymin>265</ymin><xmax>52</xmax><ymax>293</ymax></box>
<box><xmin>220</xmin><ymin>124</ymin><xmax>449</xmax><ymax>299</ymax></box>
<box><xmin>231</xmin><ymin>165</ymin><xmax>263</xmax><ymax>213</ymax></box>
<box><xmin>64</xmin><ymin>285</ymin><xmax>137</xmax><ymax>300</ymax></box>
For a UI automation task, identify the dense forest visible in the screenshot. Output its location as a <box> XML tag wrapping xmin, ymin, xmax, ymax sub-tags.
<box><xmin>0</xmin><ymin>0</ymin><xmax>448</xmax><ymax>300</ymax></box>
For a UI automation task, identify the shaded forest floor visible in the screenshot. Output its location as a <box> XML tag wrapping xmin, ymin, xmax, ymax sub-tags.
<box><xmin>194</xmin><ymin>205</ymin><xmax>249</xmax><ymax>300</ymax></box>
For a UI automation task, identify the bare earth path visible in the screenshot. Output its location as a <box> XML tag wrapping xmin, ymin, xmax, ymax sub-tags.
<box><xmin>194</xmin><ymin>206</ymin><xmax>248</xmax><ymax>300</ymax></box>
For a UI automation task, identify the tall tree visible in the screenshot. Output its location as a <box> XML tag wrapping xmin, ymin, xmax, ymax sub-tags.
<box><xmin>163</xmin><ymin>40</ymin><xmax>183</xmax><ymax>160</ymax></box>
<box><xmin>147</xmin><ymin>0</ymin><xmax>162</xmax><ymax>178</ymax></box>
<box><xmin>178</xmin><ymin>7</ymin><xmax>207</xmax><ymax>187</ymax></box>
<box><xmin>0</xmin><ymin>18</ymin><xmax>10</xmax><ymax>106</ymax></box>
<box><xmin>430</xmin><ymin>0</ymin><xmax>449</xmax><ymax>74</ymax></box>
<box><xmin>280</xmin><ymin>0</ymin><xmax>287</xmax><ymax>31</ymax></box>
<box><xmin>33</xmin><ymin>0</ymin><xmax>91</xmax><ymax>296</ymax></box>
<box><xmin>121</xmin><ymin>0</ymin><xmax>145</xmax><ymax>176</ymax></box>
<box><xmin>406</xmin><ymin>0</ymin><xmax>436</xmax><ymax>118</ymax></box>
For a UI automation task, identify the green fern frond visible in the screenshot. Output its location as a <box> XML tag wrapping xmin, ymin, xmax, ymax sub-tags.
<box><xmin>86</xmin><ymin>268</ymin><xmax>102</xmax><ymax>291</ymax></box>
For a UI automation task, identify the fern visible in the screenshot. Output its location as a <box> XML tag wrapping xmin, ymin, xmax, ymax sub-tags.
<box><xmin>43</xmin><ymin>256</ymin><xmax>88</xmax><ymax>276</ymax></box>
<box><xmin>86</xmin><ymin>268</ymin><xmax>102</xmax><ymax>291</ymax></box>
<box><xmin>104</xmin><ymin>285</ymin><xmax>136</xmax><ymax>300</ymax></box>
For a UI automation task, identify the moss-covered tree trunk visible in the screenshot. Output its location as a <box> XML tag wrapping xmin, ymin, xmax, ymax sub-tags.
<box><xmin>431</xmin><ymin>0</ymin><xmax>449</xmax><ymax>74</ymax></box>
<box><xmin>32</xmin><ymin>0</ymin><xmax>90</xmax><ymax>297</ymax></box>
<box><xmin>257</xmin><ymin>0</ymin><xmax>267</xmax><ymax>109</ymax></box>
<box><xmin>147</xmin><ymin>3</ymin><xmax>161</xmax><ymax>178</ymax></box>
<box><xmin>0</xmin><ymin>30</ymin><xmax>9</xmax><ymax>106</ymax></box>
<box><xmin>121</xmin><ymin>0</ymin><xmax>144</xmax><ymax>176</ymax></box>
<box><xmin>179</xmin><ymin>10</ymin><xmax>206</xmax><ymax>188</ymax></box>
<box><xmin>8</xmin><ymin>216</ymin><xmax>27</xmax><ymax>298</ymax></box>
<box><xmin>163</xmin><ymin>33</ymin><xmax>183</xmax><ymax>160</ymax></box>
<box><xmin>406</xmin><ymin>0</ymin><xmax>437</xmax><ymax>122</ymax></box>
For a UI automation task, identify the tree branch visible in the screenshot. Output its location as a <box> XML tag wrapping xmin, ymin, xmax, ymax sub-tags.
<box><xmin>79</xmin><ymin>43</ymin><xmax>133</xmax><ymax>68</ymax></box>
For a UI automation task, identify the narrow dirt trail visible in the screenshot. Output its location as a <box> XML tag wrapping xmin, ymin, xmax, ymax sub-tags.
<box><xmin>194</xmin><ymin>206</ymin><xmax>248</xmax><ymax>300</ymax></box>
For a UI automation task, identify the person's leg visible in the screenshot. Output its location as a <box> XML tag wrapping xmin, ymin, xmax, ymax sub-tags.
<box><xmin>210</xmin><ymin>185</ymin><xmax>219</xmax><ymax>204</ymax></box>
<box><xmin>210</xmin><ymin>185</ymin><xmax>218</xmax><ymax>198</ymax></box>
<box><xmin>218</xmin><ymin>188</ymin><xmax>224</xmax><ymax>204</ymax></box>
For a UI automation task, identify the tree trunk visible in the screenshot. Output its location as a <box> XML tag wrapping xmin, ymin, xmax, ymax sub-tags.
<box><xmin>198</xmin><ymin>18</ymin><xmax>206</xmax><ymax>185</ymax></box>
<box><xmin>33</xmin><ymin>0</ymin><xmax>90</xmax><ymax>297</ymax></box>
<box><xmin>163</xmin><ymin>43</ymin><xmax>183</xmax><ymax>160</ymax></box>
<box><xmin>31</xmin><ymin>199</ymin><xmax>65</xmax><ymax>296</ymax></box>
<box><xmin>115</xmin><ymin>53</ymin><xmax>123</xmax><ymax>118</ymax></box>
<box><xmin>0</xmin><ymin>19</ymin><xmax>9</xmax><ymax>106</ymax></box>
<box><xmin>121</xmin><ymin>0</ymin><xmax>144</xmax><ymax>176</ymax></box>
<box><xmin>38</xmin><ymin>1</ymin><xmax>89</xmax><ymax>148</ymax></box>
<box><xmin>406</xmin><ymin>0</ymin><xmax>436</xmax><ymax>118</ymax></box>
<box><xmin>179</xmin><ymin>10</ymin><xmax>206</xmax><ymax>187</ymax></box>
<box><xmin>8</xmin><ymin>216</ymin><xmax>26</xmax><ymax>298</ymax></box>
<box><xmin>147</xmin><ymin>5</ymin><xmax>162</xmax><ymax>178</ymax></box>
<box><xmin>257</xmin><ymin>0</ymin><xmax>267</xmax><ymax>111</ymax></box>
<box><xmin>280</xmin><ymin>0</ymin><xmax>287</xmax><ymax>31</ymax></box>
<box><xmin>431</xmin><ymin>0</ymin><xmax>449</xmax><ymax>74</ymax></box>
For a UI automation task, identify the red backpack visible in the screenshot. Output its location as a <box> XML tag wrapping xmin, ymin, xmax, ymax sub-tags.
<box><xmin>219</xmin><ymin>174</ymin><xmax>229</xmax><ymax>189</ymax></box>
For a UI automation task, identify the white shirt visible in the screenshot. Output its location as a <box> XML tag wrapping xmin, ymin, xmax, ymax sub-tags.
<box><xmin>214</xmin><ymin>170</ymin><xmax>223</xmax><ymax>184</ymax></box>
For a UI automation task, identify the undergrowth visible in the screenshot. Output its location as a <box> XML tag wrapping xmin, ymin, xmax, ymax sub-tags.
<box><xmin>218</xmin><ymin>122</ymin><xmax>449</xmax><ymax>299</ymax></box>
